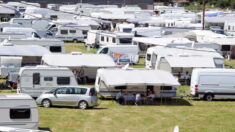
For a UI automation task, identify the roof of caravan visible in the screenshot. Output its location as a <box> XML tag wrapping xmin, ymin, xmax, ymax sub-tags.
<box><xmin>42</xmin><ymin>54</ymin><xmax>116</xmax><ymax>67</ymax></box>
<box><xmin>150</xmin><ymin>46</ymin><xmax>223</xmax><ymax>59</ymax></box>
<box><xmin>98</xmin><ymin>69</ymin><xmax>180</xmax><ymax>87</ymax></box>
<box><xmin>165</xmin><ymin>56</ymin><xmax>216</xmax><ymax>68</ymax></box>
<box><xmin>0</xmin><ymin>94</ymin><xmax>32</xmax><ymax>100</ymax></box>
<box><xmin>0</xmin><ymin>6</ymin><xmax>16</xmax><ymax>14</ymax></box>
<box><xmin>133</xmin><ymin>37</ymin><xmax>192</xmax><ymax>46</ymax></box>
<box><xmin>193</xmin><ymin>68</ymin><xmax>235</xmax><ymax>73</ymax></box>
<box><xmin>0</xmin><ymin>45</ymin><xmax>51</xmax><ymax>56</ymax></box>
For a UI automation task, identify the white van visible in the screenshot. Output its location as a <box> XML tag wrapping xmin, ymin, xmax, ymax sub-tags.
<box><xmin>2</xmin><ymin>38</ymin><xmax>65</xmax><ymax>53</ymax></box>
<box><xmin>96</xmin><ymin>45</ymin><xmax>139</xmax><ymax>64</ymax></box>
<box><xmin>55</xmin><ymin>25</ymin><xmax>90</xmax><ymax>43</ymax></box>
<box><xmin>0</xmin><ymin>94</ymin><xmax>38</xmax><ymax>129</ymax></box>
<box><xmin>190</xmin><ymin>68</ymin><xmax>235</xmax><ymax>101</ymax></box>
<box><xmin>17</xmin><ymin>65</ymin><xmax>78</xmax><ymax>97</ymax></box>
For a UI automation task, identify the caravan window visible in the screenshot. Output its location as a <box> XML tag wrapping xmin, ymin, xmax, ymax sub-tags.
<box><xmin>57</xmin><ymin>77</ymin><xmax>70</xmax><ymax>85</ymax></box>
<box><xmin>44</xmin><ymin>77</ymin><xmax>53</xmax><ymax>81</ymax></box>
<box><xmin>106</xmin><ymin>37</ymin><xmax>109</xmax><ymax>42</ymax></box>
<box><xmin>33</xmin><ymin>73</ymin><xmax>40</xmax><ymax>85</ymax></box>
<box><xmin>221</xmin><ymin>45</ymin><xmax>230</xmax><ymax>51</ymax></box>
<box><xmin>61</xmin><ymin>30</ymin><xmax>68</xmax><ymax>35</ymax></box>
<box><xmin>50</xmin><ymin>15</ymin><xmax>58</xmax><ymax>20</ymax></box>
<box><xmin>50</xmin><ymin>46</ymin><xmax>62</xmax><ymax>53</ymax></box>
<box><xmin>101</xmin><ymin>36</ymin><xmax>104</xmax><ymax>42</ymax></box>
<box><xmin>82</xmin><ymin>30</ymin><xmax>88</xmax><ymax>35</ymax></box>
<box><xmin>160</xmin><ymin>86</ymin><xmax>172</xmax><ymax>91</ymax></box>
<box><xmin>115</xmin><ymin>86</ymin><xmax>127</xmax><ymax>89</ymax></box>
<box><xmin>112</xmin><ymin>38</ymin><xmax>116</xmax><ymax>43</ymax></box>
<box><xmin>10</xmin><ymin>109</ymin><xmax>31</xmax><ymax>119</ymax></box>
<box><xmin>119</xmin><ymin>38</ymin><xmax>132</xmax><ymax>44</ymax></box>
<box><xmin>147</xmin><ymin>54</ymin><xmax>151</xmax><ymax>61</ymax></box>
<box><xmin>69</xmin><ymin>30</ymin><xmax>76</xmax><ymax>34</ymax></box>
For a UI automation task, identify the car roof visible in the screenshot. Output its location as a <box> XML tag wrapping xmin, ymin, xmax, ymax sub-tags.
<box><xmin>57</xmin><ymin>86</ymin><xmax>94</xmax><ymax>89</ymax></box>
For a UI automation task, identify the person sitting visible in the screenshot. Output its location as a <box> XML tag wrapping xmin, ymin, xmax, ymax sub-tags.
<box><xmin>147</xmin><ymin>91</ymin><xmax>155</xmax><ymax>104</ymax></box>
<box><xmin>116</xmin><ymin>90</ymin><xmax>124</xmax><ymax>105</ymax></box>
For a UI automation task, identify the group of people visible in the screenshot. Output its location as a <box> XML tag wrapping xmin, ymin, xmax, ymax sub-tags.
<box><xmin>115</xmin><ymin>89</ymin><xmax>156</xmax><ymax>105</ymax></box>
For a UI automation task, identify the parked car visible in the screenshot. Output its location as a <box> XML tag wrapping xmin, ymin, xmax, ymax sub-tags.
<box><xmin>36</xmin><ymin>86</ymin><xmax>98</xmax><ymax>109</ymax></box>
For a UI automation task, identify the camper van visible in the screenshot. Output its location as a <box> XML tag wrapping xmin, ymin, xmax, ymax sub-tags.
<box><xmin>0</xmin><ymin>94</ymin><xmax>38</xmax><ymax>129</ymax></box>
<box><xmin>2</xmin><ymin>38</ymin><xmax>65</xmax><ymax>53</ymax></box>
<box><xmin>2</xmin><ymin>27</ymin><xmax>41</xmax><ymax>38</ymax></box>
<box><xmin>17</xmin><ymin>65</ymin><xmax>78</xmax><ymax>97</ymax></box>
<box><xmin>191</xmin><ymin>69</ymin><xmax>235</xmax><ymax>101</ymax></box>
<box><xmin>96</xmin><ymin>45</ymin><xmax>139</xmax><ymax>64</ymax></box>
<box><xmin>95</xmin><ymin>68</ymin><xmax>180</xmax><ymax>98</ymax></box>
<box><xmin>116</xmin><ymin>23</ymin><xmax>135</xmax><ymax>33</ymax></box>
<box><xmin>145</xmin><ymin>46</ymin><xmax>224</xmax><ymax>74</ymax></box>
<box><xmin>54</xmin><ymin>25</ymin><xmax>90</xmax><ymax>43</ymax></box>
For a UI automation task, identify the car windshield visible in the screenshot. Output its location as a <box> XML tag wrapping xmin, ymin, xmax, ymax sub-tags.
<box><xmin>48</xmin><ymin>88</ymin><xmax>57</xmax><ymax>93</ymax></box>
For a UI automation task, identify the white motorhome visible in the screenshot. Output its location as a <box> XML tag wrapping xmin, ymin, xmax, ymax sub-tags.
<box><xmin>54</xmin><ymin>25</ymin><xmax>90</xmax><ymax>43</ymax></box>
<box><xmin>17</xmin><ymin>65</ymin><xmax>78</xmax><ymax>97</ymax></box>
<box><xmin>2</xmin><ymin>38</ymin><xmax>65</xmax><ymax>53</ymax></box>
<box><xmin>0</xmin><ymin>94</ymin><xmax>38</xmax><ymax>129</ymax></box>
<box><xmin>2</xmin><ymin>27</ymin><xmax>41</xmax><ymax>38</ymax></box>
<box><xmin>145</xmin><ymin>46</ymin><xmax>224</xmax><ymax>74</ymax></box>
<box><xmin>96</xmin><ymin>45</ymin><xmax>139</xmax><ymax>64</ymax></box>
<box><xmin>95</xmin><ymin>68</ymin><xmax>180</xmax><ymax>98</ymax></box>
<box><xmin>191</xmin><ymin>69</ymin><xmax>235</xmax><ymax>101</ymax></box>
<box><xmin>224</xmin><ymin>21</ymin><xmax>235</xmax><ymax>36</ymax></box>
<box><xmin>0</xmin><ymin>56</ymin><xmax>22</xmax><ymax>76</ymax></box>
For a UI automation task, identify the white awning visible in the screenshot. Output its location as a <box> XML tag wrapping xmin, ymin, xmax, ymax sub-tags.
<box><xmin>99</xmin><ymin>69</ymin><xmax>180</xmax><ymax>87</ymax></box>
<box><xmin>165</xmin><ymin>56</ymin><xmax>216</xmax><ymax>68</ymax></box>
<box><xmin>0</xmin><ymin>45</ymin><xmax>51</xmax><ymax>56</ymax></box>
<box><xmin>42</xmin><ymin>54</ymin><xmax>116</xmax><ymax>67</ymax></box>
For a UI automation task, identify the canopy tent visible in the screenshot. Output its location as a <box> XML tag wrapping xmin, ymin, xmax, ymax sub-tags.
<box><xmin>98</xmin><ymin>69</ymin><xmax>180</xmax><ymax>87</ymax></box>
<box><xmin>0</xmin><ymin>45</ymin><xmax>51</xmax><ymax>56</ymax></box>
<box><xmin>42</xmin><ymin>54</ymin><xmax>116</xmax><ymax>68</ymax></box>
<box><xmin>165</xmin><ymin>56</ymin><xmax>216</xmax><ymax>68</ymax></box>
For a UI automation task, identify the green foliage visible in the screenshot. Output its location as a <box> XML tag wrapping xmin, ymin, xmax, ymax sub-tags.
<box><xmin>186</xmin><ymin>0</ymin><xmax>235</xmax><ymax>9</ymax></box>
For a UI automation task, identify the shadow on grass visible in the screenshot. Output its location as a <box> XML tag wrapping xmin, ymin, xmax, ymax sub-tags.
<box><xmin>39</xmin><ymin>127</ymin><xmax>51</xmax><ymax>131</ymax></box>
<box><xmin>39</xmin><ymin>105</ymin><xmax>108</xmax><ymax>110</ymax></box>
<box><xmin>192</xmin><ymin>98</ymin><xmax>235</xmax><ymax>102</ymax></box>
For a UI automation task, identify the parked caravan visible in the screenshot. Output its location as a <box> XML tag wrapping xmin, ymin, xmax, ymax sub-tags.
<box><xmin>0</xmin><ymin>94</ymin><xmax>38</xmax><ymax>129</ymax></box>
<box><xmin>54</xmin><ymin>25</ymin><xmax>90</xmax><ymax>43</ymax></box>
<box><xmin>191</xmin><ymin>69</ymin><xmax>235</xmax><ymax>101</ymax></box>
<box><xmin>116</xmin><ymin>23</ymin><xmax>135</xmax><ymax>33</ymax></box>
<box><xmin>96</xmin><ymin>45</ymin><xmax>139</xmax><ymax>64</ymax></box>
<box><xmin>145</xmin><ymin>46</ymin><xmax>224</xmax><ymax>74</ymax></box>
<box><xmin>2</xmin><ymin>27</ymin><xmax>41</xmax><ymax>38</ymax></box>
<box><xmin>9</xmin><ymin>18</ymin><xmax>50</xmax><ymax>30</ymax></box>
<box><xmin>95</xmin><ymin>68</ymin><xmax>180</xmax><ymax>98</ymax></box>
<box><xmin>2</xmin><ymin>38</ymin><xmax>65</xmax><ymax>53</ymax></box>
<box><xmin>0</xmin><ymin>33</ymin><xmax>26</xmax><ymax>41</ymax></box>
<box><xmin>224</xmin><ymin>21</ymin><xmax>235</xmax><ymax>36</ymax></box>
<box><xmin>17</xmin><ymin>65</ymin><xmax>78</xmax><ymax>97</ymax></box>
<box><xmin>42</xmin><ymin>54</ymin><xmax>116</xmax><ymax>83</ymax></box>
<box><xmin>0</xmin><ymin>56</ymin><xmax>22</xmax><ymax>76</ymax></box>
<box><xmin>84</xmin><ymin>30</ymin><xmax>102</xmax><ymax>48</ymax></box>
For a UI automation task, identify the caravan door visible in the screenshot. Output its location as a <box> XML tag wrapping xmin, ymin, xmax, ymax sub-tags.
<box><xmin>32</xmin><ymin>73</ymin><xmax>41</xmax><ymax>96</ymax></box>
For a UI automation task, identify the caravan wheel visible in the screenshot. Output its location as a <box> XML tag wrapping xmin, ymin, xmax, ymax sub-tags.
<box><xmin>42</xmin><ymin>99</ymin><xmax>51</xmax><ymax>108</ymax></box>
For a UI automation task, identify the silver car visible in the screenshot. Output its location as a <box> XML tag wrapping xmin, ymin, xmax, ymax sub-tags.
<box><xmin>36</xmin><ymin>86</ymin><xmax>98</xmax><ymax>109</ymax></box>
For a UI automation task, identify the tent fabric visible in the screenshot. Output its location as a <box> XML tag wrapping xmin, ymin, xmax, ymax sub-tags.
<box><xmin>165</xmin><ymin>56</ymin><xmax>216</xmax><ymax>68</ymax></box>
<box><xmin>42</xmin><ymin>54</ymin><xmax>116</xmax><ymax>67</ymax></box>
<box><xmin>0</xmin><ymin>45</ymin><xmax>50</xmax><ymax>56</ymax></box>
<box><xmin>99</xmin><ymin>69</ymin><xmax>180</xmax><ymax>87</ymax></box>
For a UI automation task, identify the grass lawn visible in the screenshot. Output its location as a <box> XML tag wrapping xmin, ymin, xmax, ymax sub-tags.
<box><xmin>65</xmin><ymin>43</ymin><xmax>97</xmax><ymax>54</ymax></box>
<box><xmin>2</xmin><ymin>86</ymin><xmax>235</xmax><ymax>132</ymax></box>
<box><xmin>224</xmin><ymin>59</ymin><xmax>235</xmax><ymax>68</ymax></box>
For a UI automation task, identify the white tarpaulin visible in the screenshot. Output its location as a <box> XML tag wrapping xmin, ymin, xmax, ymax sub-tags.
<box><xmin>99</xmin><ymin>69</ymin><xmax>180</xmax><ymax>87</ymax></box>
<box><xmin>165</xmin><ymin>56</ymin><xmax>216</xmax><ymax>68</ymax></box>
<box><xmin>42</xmin><ymin>54</ymin><xmax>116</xmax><ymax>67</ymax></box>
<box><xmin>0</xmin><ymin>45</ymin><xmax>51</xmax><ymax>56</ymax></box>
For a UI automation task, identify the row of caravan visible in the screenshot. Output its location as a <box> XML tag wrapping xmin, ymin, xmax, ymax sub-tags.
<box><xmin>15</xmin><ymin>65</ymin><xmax>235</xmax><ymax>101</ymax></box>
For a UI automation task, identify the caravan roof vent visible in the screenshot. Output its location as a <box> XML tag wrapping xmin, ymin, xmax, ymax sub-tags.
<box><xmin>71</xmin><ymin>52</ymin><xmax>83</xmax><ymax>55</ymax></box>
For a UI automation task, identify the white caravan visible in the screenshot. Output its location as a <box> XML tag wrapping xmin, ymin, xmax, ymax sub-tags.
<box><xmin>0</xmin><ymin>94</ymin><xmax>38</xmax><ymax>129</ymax></box>
<box><xmin>9</xmin><ymin>18</ymin><xmax>50</xmax><ymax>30</ymax></box>
<box><xmin>2</xmin><ymin>38</ymin><xmax>65</xmax><ymax>53</ymax></box>
<box><xmin>0</xmin><ymin>33</ymin><xmax>26</xmax><ymax>41</ymax></box>
<box><xmin>95</xmin><ymin>68</ymin><xmax>180</xmax><ymax>98</ymax></box>
<box><xmin>2</xmin><ymin>27</ymin><xmax>41</xmax><ymax>38</ymax></box>
<box><xmin>116</xmin><ymin>23</ymin><xmax>135</xmax><ymax>33</ymax></box>
<box><xmin>84</xmin><ymin>30</ymin><xmax>102</xmax><ymax>48</ymax></box>
<box><xmin>96</xmin><ymin>45</ymin><xmax>139</xmax><ymax>64</ymax></box>
<box><xmin>145</xmin><ymin>46</ymin><xmax>224</xmax><ymax>73</ymax></box>
<box><xmin>0</xmin><ymin>127</ymin><xmax>49</xmax><ymax>132</ymax></box>
<box><xmin>0</xmin><ymin>56</ymin><xmax>22</xmax><ymax>76</ymax></box>
<box><xmin>224</xmin><ymin>21</ymin><xmax>235</xmax><ymax>36</ymax></box>
<box><xmin>191</xmin><ymin>69</ymin><xmax>235</xmax><ymax>101</ymax></box>
<box><xmin>54</xmin><ymin>25</ymin><xmax>91</xmax><ymax>43</ymax></box>
<box><xmin>17</xmin><ymin>65</ymin><xmax>78</xmax><ymax>97</ymax></box>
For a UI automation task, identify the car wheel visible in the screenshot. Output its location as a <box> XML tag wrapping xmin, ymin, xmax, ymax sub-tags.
<box><xmin>78</xmin><ymin>101</ymin><xmax>88</xmax><ymax>109</ymax></box>
<box><xmin>204</xmin><ymin>94</ymin><xmax>213</xmax><ymax>101</ymax></box>
<box><xmin>42</xmin><ymin>99</ymin><xmax>51</xmax><ymax>108</ymax></box>
<box><xmin>73</xmin><ymin>39</ymin><xmax>78</xmax><ymax>43</ymax></box>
